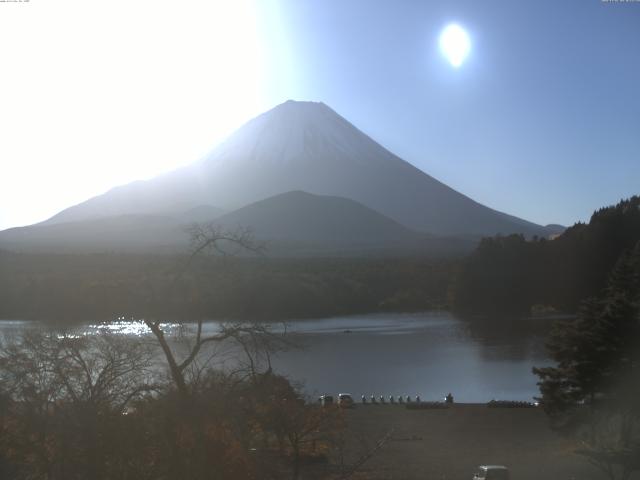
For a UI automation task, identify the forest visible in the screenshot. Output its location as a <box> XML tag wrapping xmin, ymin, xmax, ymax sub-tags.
<box><xmin>0</xmin><ymin>252</ymin><xmax>454</xmax><ymax>324</ymax></box>
<box><xmin>453</xmin><ymin>196</ymin><xmax>640</xmax><ymax>317</ymax></box>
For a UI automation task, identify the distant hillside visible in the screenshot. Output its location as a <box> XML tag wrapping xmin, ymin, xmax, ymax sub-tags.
<box><xmin>181</xmin><ymin>205</ymin><xmax>225</xmax><ymax>223</ymax></box>
<box><xmin>41</xmin><ymin>100</ymin><xmax>555</xmax><ymax>237</ymax></box>
<box><xmin>0</xmin><ymin>214</ymin><xmax>188</xmax><ymax>254</ymax></box>
<box><xmin>216</xmin><ymin>190</ymin><xmax>421</xmax><ymax>245</ymax></box>
<box><xmin>453</xmin><ymin>195</ymin><xmax>640</xmax><ymax>315</ymax></box>
<box><xmin>0</xmin><ymin>191</ymin><xmax>475</xmax><ymax>256</ymax></box>
<box><xmin>542</xmin><ymin>224</ymin><xmax>566</xmax><ymax>238</ymax></box>
<box><xmin>213</xmin><ymin>190</ymin><xmax>475</xmax><ymax>256</ymax></box>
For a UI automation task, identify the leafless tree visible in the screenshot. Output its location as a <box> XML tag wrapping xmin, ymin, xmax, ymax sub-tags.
<box><xmin>142</xmin><ymin>222</ymin><xmax>291</xmax><ymax>399</ymax></box>
<box><xmin>0</xmin><ymin>330</ymin><xmax>158</xmax><ymax>479</ymax></box>
<box><xmin>0</xmin><ymin>330</ymin><xmax>157</xmax><ymax>411</ymax></box>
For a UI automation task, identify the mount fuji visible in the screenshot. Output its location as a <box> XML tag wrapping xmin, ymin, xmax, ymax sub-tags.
<box><xmin>0</xmin><ymin>100</ymin><xmax>561</xmax><ymax>253</ymax></box>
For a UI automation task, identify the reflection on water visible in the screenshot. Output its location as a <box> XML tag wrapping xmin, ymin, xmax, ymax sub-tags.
<box><xmin>0</xmin><ymin>312</ymin><xmax>552</xmax><ymax>402</ymax></box>
<box><xmin>272</xmin><ymin>312</ymin><xmax>551</xmax><ymax>403</ymax></box>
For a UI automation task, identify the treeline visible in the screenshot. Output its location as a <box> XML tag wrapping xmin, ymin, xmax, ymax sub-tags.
<box><xmin>453</xmin><ymin>196</ymin><xmax>640</xmax><ymax>316</ymax></box>
<box><xmin>0</xmin><ymin>253</ymin><xmax>455</xmax><ymax>324</ymax></box>
<box><xmin>532</xmin><ymin>233</ymin><xmax>640</xmax><ymax>479</ymax></box>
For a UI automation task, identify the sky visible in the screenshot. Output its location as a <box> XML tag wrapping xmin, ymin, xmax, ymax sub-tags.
<box><xmin>0</xmin><ymin>0</ymin><xmax>638</xmax><ymax>230</ymax></box>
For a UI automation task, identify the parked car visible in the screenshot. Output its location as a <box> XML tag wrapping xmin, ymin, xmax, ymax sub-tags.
<box><xmin>472</xmin><ymin>465</ymin><xmax>510</xmax><ymax>480</ymax></box>
<box><xmin>337</xmin><ymin>393</ymin><xmax>354</xmax><ymax>407</ymax></box>
<box><xmin>318</xmin><ymin>395</ymin><xmax>334</xmax><ymax>406</ymax></box>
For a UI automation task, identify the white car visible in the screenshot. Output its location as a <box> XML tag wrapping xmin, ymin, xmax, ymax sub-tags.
<box><xmin>337</xmin><ymin>393</ymin><xmax>354</xmax><ymax>408</ymax></box>
<box><xmin>473</xmin><ymin>465</ymin><xmax>510</xmax><ymax>480</ymax></box>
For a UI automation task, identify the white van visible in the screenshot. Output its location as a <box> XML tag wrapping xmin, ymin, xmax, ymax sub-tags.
<box><xmin>337</xmin><ymin>393</ymin><xmax>354</xmax><ymax>408</ymax></box>
<box><xmin>472</xmin><ymin>465</ymin><xmax>510</xmax><ymax>480</ymax></box>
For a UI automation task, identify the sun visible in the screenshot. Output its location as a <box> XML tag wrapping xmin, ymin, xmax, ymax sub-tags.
<box><xmin>439</xmin><ymin>24</ymin><xmax>471</xmax><ymax>68</ymax></box>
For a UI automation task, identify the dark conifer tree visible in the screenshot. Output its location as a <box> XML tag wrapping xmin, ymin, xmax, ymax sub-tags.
<box><xmin>533</xmin><ymin>241</ymin><xmax>640</xmax><ymax>480</ymax></box>
<box><xmin>534</xmin><ymin>242</ymin><xmax>640</xmax><ymax>420</ymax></box>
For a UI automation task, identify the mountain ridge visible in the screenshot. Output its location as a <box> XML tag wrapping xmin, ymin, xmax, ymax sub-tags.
<box><xmin>214</xmin><ymin>190</ymin><xmax>422</xmax><ymax>244</ymax></box>
<box><xmin>22</xmin><ymin>100</ymin><xmax>559</xmax><ymax>239</ymax></box>
<box><xmin>0</xmin><ymin>190</ymin><xmax>476</xmax><ymax>256</ymax></box>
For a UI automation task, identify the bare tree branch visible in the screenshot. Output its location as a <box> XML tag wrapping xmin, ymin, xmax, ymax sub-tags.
<box><xmin>142</xmin><ymin>222</ymin><xmax>277</xmax><ymax>399</ymax></box>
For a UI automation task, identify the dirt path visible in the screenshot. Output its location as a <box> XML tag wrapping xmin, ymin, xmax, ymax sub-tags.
<box><xmin>339</xmin><ymin>403</ymin><xmax>628</xmax><ymax>480</ymax></box>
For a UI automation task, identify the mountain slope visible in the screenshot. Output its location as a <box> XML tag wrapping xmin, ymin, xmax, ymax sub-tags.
<box><xmin>212</xmin><ymin>191</ymin><xmax>476</xmax><ymax>256</ymax></box>
<box><xmin>40</xmin><ymin>100</ymin><xmax>552</xmax><ymax>236</ymax></box>
<box><xmin>0</xmin><ymin>214</ymin><xmax>187</xmax><ymax>253</ymax></box>
<box><xmin>215</xmin><ymin>190</ymin><xmax>422</xmax><ymax>245</ymax></box>
<box><xmin>0</xmin><ymin>191</ymin><xmax>477</xmax><ymax>256</ymax></box>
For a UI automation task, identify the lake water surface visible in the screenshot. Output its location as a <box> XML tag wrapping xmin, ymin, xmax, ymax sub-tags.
<box><xmin>0</xmin><ymin>312</ymin><xmax>552</xmax><ymax>403</ymax></box>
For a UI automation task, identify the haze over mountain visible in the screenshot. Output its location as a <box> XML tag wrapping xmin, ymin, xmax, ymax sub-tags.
<box><xmin>216</xmin><ymin>191</ymin><xmax>418</xmax><ymax>244</ymax></box>
<box><xmin>0</xmin><ymin>191</ymin><xmax>475</xmax><ymax>256</ymax></box>
<box><xmin>0</xmin><ymin>214</ymin><xmax>186</xmax><ymax>253</ymax></box>
<box><xmin>41</xmin><ymin>100</ymin><xmax>558</xmax><ymax>238</ymax></box>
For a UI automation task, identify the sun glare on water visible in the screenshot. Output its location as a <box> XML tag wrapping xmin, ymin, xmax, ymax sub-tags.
<box><xmin>439</xmin><ymin>24</ymin><xmax>471</xmax><ymax>68</ymax></box>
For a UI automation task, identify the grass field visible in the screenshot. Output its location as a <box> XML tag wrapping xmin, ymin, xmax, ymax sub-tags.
<box><xmin>337</xmin><ymin>403</ymin><xmax>632</xmax><ymax>480</ymax></box>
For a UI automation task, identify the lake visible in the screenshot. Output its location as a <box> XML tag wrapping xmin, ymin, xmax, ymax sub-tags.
<box><xmin>0</xmin><ymin>312</ymin><xmax>552</xmax><ymax>403</ymax></box>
